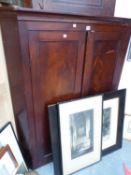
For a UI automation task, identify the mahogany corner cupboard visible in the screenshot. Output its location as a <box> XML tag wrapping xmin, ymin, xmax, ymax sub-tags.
<box><xmin>0</xmin><ymin>7</ymin><xmax>131</xmax><ymax>169</ymax></box>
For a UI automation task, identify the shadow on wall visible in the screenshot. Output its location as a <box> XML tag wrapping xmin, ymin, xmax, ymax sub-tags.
<box><xmin>0</xmin><ymin>26</ymin><xmax>16</xmax><ymax>130</ymax></box>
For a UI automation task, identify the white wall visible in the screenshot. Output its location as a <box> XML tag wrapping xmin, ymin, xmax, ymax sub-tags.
<box><xmin>118</xmin><ymin>45</ymin><xmax>131</xmax><ymax>115</ymax></box>
<box><xmin>115</xmin><ymin>0</ymin><xmax>131</xmax><ymax>18</ymax></box>
<box><xmin>0</xmin><ymin>26</ymin><xmax>27</xmax><ymax>171</ymax></box>
<box><xmin>0</xmin><ymin>26</ymin><xmax>16</xmax><ymax>130</ymax></box>
<box><xmin>115</xmin><ymin>0</ymin><xmax>131</xmax><ymax>115</ymax></box>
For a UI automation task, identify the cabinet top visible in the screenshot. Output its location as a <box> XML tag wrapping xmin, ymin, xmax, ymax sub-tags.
<box><xmin>0</xmin><ymin>6</ymin><xmax>131</xmax><ymax>24</ymax></box>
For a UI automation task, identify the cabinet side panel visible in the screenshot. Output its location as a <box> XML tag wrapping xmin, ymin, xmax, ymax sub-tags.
<box><xmin>18</xmin><ymin>21</ymin><xmax>41</xmax><ymax>168</ymax></box>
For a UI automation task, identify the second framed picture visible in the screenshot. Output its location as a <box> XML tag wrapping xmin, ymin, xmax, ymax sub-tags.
<box><xmin>123</xmin><ymin>115</ymin><xmax>131</xmax><ymax>141</ymax></box>
<box><xmin>102</xmin><ymin>89</ymin><xmax>126</xmax><ymax>155</ymax></box>
<box><xmin>58</xmin><ymin>95</ymin><xmax>103</xmax><ymax>175</ymax></box>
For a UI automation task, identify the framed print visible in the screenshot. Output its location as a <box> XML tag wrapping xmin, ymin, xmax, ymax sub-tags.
<box><xmin>58</xmin><ymin>95</ymin><xmax>103</xmax><ymax>175</ymax></box>
<box><xmin>0</xmin><ymin>122</ymin><xmax>27</xmax><ymax>173</ymax></box>
<box><xmin>0</xmin><ymin>144</ymin><xmax>18</xmax><ymax>175</ymax></box>
<box><xmin>102</xmin><ymin>89</ymin><xmax>126</xmax><ymax>155</ymax></box>
<box><xmin>123</xmin><ymin>115</ymin><xmax>131</xmax><ymax>140</ymax></box>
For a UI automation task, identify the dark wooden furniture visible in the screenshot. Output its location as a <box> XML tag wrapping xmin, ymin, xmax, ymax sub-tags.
<box><xmin>23</xmin><ymin>0</ymin><xmax>32</xmax><ymax>7</ymax></box>
<box><xmin>0</xmin><ymin>7</ymin><xmax>130</xmax><ymax>169</ymax></box>
<box><xmin>31</xmin><ymin>0</ymin><xmax>116</xmax><ymax>17</ymax></box>
<box><xmin>0</xmin><ymin>0</ymin><xmax>32</xmax><ymax>6</ymax></box>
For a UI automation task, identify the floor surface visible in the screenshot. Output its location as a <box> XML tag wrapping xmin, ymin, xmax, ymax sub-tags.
<box><xmin>36</xmin><ymin>140</ymin><xmax>131</xmax><ymax>175</ymax></box>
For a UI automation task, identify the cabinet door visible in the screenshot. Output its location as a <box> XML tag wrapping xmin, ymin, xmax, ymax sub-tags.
<box><xmin>82</xmin><ymin>30</ymin><xmax>127</xmax><ymax>95</ymax></box>
<box><xmin>32</xmin><ymin>0</ymin><xmax>116</xmax><ymax>17</ymax></box>
<box><xmin>28</xmin><ymin>31</ymin><xmax>86</xmax><ymax>166</ymax></box>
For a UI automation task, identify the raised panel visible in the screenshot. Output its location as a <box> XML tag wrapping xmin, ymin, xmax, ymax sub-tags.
<box><xmin>28</xmin><ymin>30</ymin><xmax>86</xmax><ymax>166</ymax></box>
<box><xmin>90</xmin><ymin>40</ymin><xmax>118</xmax><ymax>92</ymax></box>
<box><xmin>82</xmin><ymin>30</ymin><xmax>126</xmax><ymax>95</ymax></box>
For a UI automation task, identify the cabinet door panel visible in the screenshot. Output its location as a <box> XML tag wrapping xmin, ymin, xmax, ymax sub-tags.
<box><xmin>28</xmin><ymin>31</ymin><xmax>86</xmax><ymax>165</ymax></box>
<box><xmin>82</xmin><ymin>30</ymin><xmax>127</xmax><ymax>95</ymax></box>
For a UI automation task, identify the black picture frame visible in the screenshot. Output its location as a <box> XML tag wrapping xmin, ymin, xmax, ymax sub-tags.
<box><xmin>48</xmin><ymin>104</ymin><xmax>62</xmax><ymax>175</ymax></box>
<box><xmin>0</xmin><ymin>122</ymin><xmax>16</xmax><ymax>140</ymax></box>
<box><xmin>102</xmin><ymin>89</ymin><xmax>126</xmax><ymax>156</ymax></box>
<box><xmin>48</xmin><ymin>95</ymin><xmax>103</xmax><ymax>175</ymax></box>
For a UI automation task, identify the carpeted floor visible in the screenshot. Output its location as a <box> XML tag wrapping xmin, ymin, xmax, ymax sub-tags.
<box><xmin>36</xmin><ymin>140</ymin><xmax>131</xmax><ymax>175</ymax></box>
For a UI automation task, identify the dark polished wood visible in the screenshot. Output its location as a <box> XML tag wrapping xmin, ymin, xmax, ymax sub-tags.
<box><xmin>82</xmin><ymin>28</ymin><xmax>129</xmax><ymax>95</ymax></box>
<box><xmin>28</xmin><ymin>30</ymin><xmax>86</xmax><ymax>166</ymax></box>
<box><xmin>0</xmin><ymin>7</ymin><xmax>130</xmax><ymax>169</ymax></box>
<box><xmin>31</xmin><ymin>0</ymin><xmax>116</xmax><ymax>17</ymax></box>
<box><xmin>23</xmin><ymin>0</ymin><xmax>32</xmax><ymax>7</ymax></box>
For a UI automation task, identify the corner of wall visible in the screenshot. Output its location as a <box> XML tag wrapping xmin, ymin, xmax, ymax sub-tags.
<box><xmin>0</xmin><ymin>25</ymin><xmax>16</xmax><ymax>132</ymax></box>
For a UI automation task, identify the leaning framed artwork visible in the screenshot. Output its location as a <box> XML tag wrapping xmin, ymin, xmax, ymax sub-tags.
<box><xmin>58</xmin><ymin>95</ymin><xmax>103</xmax><ymax>175</ymax></box>
<box><xmin>0</xmin><ymin>144</ymin><xmax>18</xmax><ymax>175</ymax></box>
<box><xmin>0</xmin><ymin>122</ymin><xmax>27</xmax><ymax>173</ymax></box>
<box><xmin>48</xmin><ymin>104</ymin><xmax>62</xmax><ymax>175</ymax></box>
<box><xmin>123</xmin><ymin>115</ymin><xmax>131</xmax><ymax>140</ymax></box>
<box><xmin>102</xmin><ymin>89</ymin><xmax>126</xmax><ymax>155</ymax></box>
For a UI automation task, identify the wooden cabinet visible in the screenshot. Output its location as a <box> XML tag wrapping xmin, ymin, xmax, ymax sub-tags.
<box><xmin>0</xmin><ymin>7</ymin><xmax>130</xmax><ymax>169</ymax></box>
<box><xmin>31</xmin><ymin>0</ymin><xmax>116</xmax><ymax>17</ymax></box>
